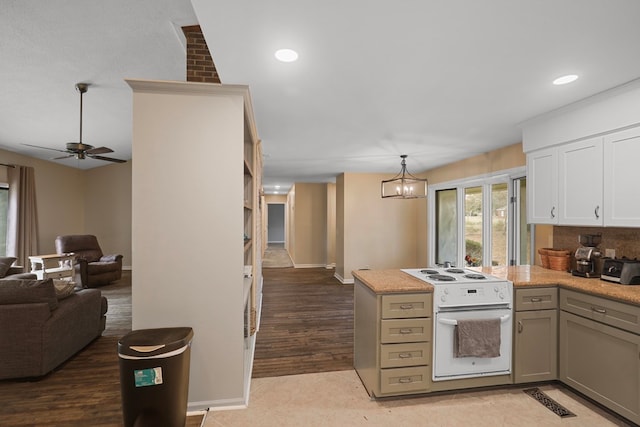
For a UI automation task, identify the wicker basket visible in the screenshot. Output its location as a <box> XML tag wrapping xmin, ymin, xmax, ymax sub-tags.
<box><xmin>539</xmin><ymin>248</ymin><xmax>570</xmax><ymax>271</ymax></box>
<box><xmin>547</xmin><ymin>249</ymin><xmax>570</xmax><ymax>271</ymax></box>
<box><xmin>538</xmin><ymin>248</ymin><xmax>551</xmax><ymax>268</ymax></box>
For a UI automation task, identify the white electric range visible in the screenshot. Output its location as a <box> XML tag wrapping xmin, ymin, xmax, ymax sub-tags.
<box><xmin>402</xmin><ymin>267</ymin><xmax>513</xmax><ymax>381</ymax></box>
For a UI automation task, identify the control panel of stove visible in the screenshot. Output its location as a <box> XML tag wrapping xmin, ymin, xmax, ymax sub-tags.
<box><xmin>401</xmin><ymin>268</ymin><xmax>513</xmax><ymax>309</ymax></box>
<box><xmin>434</xmin><ymin>281</ymin><xmax>511</xmax><ymax>307</ymax></box>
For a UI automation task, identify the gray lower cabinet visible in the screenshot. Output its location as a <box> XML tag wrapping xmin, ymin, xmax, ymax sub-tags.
<box><xmin>513</xmin><ymin>287</ymin><xmax>558</xmax><ymax>383</ymax></box>
<box><xmin>354</xmin><ymin>280</ymin><xmax>432</xmax><ymax>397</ymax></box>
<box><xmin>560</xmin><ymin>289</ymin><xmax>640</xmax><ymax>425</ymax></box>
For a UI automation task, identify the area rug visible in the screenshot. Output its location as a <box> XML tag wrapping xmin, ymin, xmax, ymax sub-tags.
<box><xmin>262</xmin><ymin>244</ymin><xmax>294</xmax><ymax>268</ymax></box>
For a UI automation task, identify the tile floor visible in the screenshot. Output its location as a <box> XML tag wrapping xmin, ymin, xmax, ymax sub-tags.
<box><xmin>203</xmin><ymin>370</ymin><xmax>633</xmax><ymax>426</ymax></box>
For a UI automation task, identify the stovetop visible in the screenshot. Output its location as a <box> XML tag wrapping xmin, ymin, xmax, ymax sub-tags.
<box><xmin>402</xmin><ymin>267</ymin><xmax>506</xmax><ymax>284</ymax></box>
<box><xmin>402</xmin><ymin>267</ymin><xmax>513</xmax><ymax>309</ymax></box>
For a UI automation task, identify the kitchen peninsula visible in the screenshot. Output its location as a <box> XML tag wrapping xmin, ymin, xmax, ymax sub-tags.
<box><xmin>354</xmin><ymin>266</ymin><xmax>640</xmax><ymax>304</ymax></box>
<box><xmin>353</xmin><ymin>266</ymin><xmax>640</xmax><ymax>425</ymax></box>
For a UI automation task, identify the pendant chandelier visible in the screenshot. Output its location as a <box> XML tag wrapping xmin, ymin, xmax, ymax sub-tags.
<box><xmin>381</xmin><ymin>155</ymin><xmax>428</xmax><ymax>199</ymax></box>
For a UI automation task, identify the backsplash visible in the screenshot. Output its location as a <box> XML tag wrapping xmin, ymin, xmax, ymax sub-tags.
<box><xmin>553</xmin><ymin>226</ymin><xmax>640</xmax><ymax>260</ymax></box>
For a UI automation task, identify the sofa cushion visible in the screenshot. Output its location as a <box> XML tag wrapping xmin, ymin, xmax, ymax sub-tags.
<box><xmin>53</xmin><ymin>280</ymin><xmax>76</xmax><ymax>300</ymax></box>
<box><xmin>0</xmin><ymin>257</ymin><xmax>17</xmax><ymax>277</ymax></box>
<box><xmin>0</xmin><ymin>279</ymin><xmax>58</xmax><ymax>311</ymax></box>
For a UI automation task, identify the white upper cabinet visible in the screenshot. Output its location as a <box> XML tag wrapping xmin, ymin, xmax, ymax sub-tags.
<box><xmin>527</xmin><ymin>126</ymin><xmax>640</xmax><ymax>227</ymax></box>
<box><xmin>603</xmin><ymin>127</ymin><xmax>640</xmax><ymax>226</ymax></box>
<box><xmin>527</xmin><ymin>147</ymin><xmax>558</xmax><ymax>224</ymax></box>
<box><xmin>558</xmin><ymin>137</ymin><xmax>604</xmax><ymax>226</ymax></box>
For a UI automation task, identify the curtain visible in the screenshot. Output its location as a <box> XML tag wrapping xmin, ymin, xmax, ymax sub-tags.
<box><xmin>6</xmin><ymin>165</ymin><xmax>39</xmax><ymax>268</ymax></box>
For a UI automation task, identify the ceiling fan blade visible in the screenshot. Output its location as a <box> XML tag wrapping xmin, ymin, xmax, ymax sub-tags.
<box><xmin>21</xmin><ymin>143</ymin><xmax>69</xmax><ymax>154</ymax></box>
<box><xmin>52</xmin><ymin>154</ymin><xmax>74</xmax><ymax>160</ymax></box>
<box><xmin>86</xmin><ymin>146</ymin><xmax>113</xmax><ymax>155</ymax></box>
<box><xmin>89</xmin><ymin>154</ymin><xmax>127</xmax><ymax>163</ymax></box>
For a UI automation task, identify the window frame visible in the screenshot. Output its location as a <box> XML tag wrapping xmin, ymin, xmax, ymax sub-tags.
<box><xmin>427</xmin><ymin>166</ymin><xmax>528</xmax><ymax>268</ymax></box>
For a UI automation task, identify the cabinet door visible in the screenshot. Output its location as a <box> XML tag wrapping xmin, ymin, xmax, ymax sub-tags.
<box><xmin>560</xmin><ymin>310</ymin><xmax>640</xmax><ymax>424</ymax></box>
<box><xmin>604</xmin><ymin>126</ymin><xmax>640</xmax><ymax>227</ymax></box>
<box><xmin>514</xmin><ymin>310</ymin><xmax>557</xmax><ymax>383</ymax></box>
<box><xmin>527</xmin><ymin>147</ymin><xmax>558</xmax><ymax>224</ymax></box>
<box><xmin>558</xmin><ymin>137</ymin><xmax>603</xmax><ymax>225</ymax></box>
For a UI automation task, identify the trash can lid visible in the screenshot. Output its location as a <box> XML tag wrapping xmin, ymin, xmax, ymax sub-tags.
<box><xmin>118</xmin><ymin>327</ymin><xmax>194</xmax><ymax>358</ymax></box>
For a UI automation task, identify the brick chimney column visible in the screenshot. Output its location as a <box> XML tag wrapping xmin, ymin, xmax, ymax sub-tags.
<box><xmin>182</xmin><ymin>25</ymin><xmax>221</xmax><ymax>83</ymax></box>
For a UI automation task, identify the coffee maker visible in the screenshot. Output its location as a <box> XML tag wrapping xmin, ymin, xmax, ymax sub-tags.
<box><xmin>572</xmin><ymin>234</ymin><xmax>602</xmax><ymax>278</ymax></box>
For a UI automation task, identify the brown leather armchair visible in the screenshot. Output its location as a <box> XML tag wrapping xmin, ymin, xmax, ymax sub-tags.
<box><xmin>55</xmin><ymin>235</ymin><xmax>123</xmax><ymax>288</ymax></box>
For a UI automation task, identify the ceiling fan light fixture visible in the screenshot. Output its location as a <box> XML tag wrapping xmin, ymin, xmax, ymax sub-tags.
<box><xmin>381</xmin><ymin>155</ymin><xmax>428</xmax><ymax>199</ymax></box>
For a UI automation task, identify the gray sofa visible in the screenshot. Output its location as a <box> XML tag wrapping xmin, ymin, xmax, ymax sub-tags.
<box><xmin>0</xmin><ymin>278</ymin><xmax>108</xmax><ymax>380</ymax></box>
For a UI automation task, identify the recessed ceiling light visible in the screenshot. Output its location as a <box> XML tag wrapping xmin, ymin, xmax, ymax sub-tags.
<box><xmin>553</xmin><ymin>74</ymin><xmax>579</xmax><ymax>85</ymax></box>
<box><xmin>275</xmin><ymin>185</ymin><xmax>281</xmax><ymax>189</ymax></box>
<box><xmin>275</xmin><ymin>48</ymin><xmax>298</xmax><ymax>63</ymax></box>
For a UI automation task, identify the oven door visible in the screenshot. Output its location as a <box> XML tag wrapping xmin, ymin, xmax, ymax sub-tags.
<box><xmin>433</xmin><ymin>307</ymin><xmax>512</xmax><ymax>381</ymax></box>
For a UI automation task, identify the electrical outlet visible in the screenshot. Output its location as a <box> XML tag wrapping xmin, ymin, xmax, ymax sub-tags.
<box><xmin>605</xmin><ymin>248</ymin><xmax>616</xmax><ymax>258</ymax></box>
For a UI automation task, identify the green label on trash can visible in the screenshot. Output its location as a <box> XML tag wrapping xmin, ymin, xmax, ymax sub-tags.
<box><xmin>134</xmin><ymin>367</ymin><xmax>163</xmax><ymax>387</ymax></box>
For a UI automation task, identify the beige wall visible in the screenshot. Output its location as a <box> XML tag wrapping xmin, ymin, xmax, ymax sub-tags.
<box><xmin>326</xmin><ymin>183</ymin><xmax>336</xmax><ymax>267</ymax></box>
<box><xmin>336</xmin><ymin>175</ymin><xmax>345</xmax><ymax>279</ymax></box>
<box><xmin>425</xmin><ymin>143</ymin><xmax>526</xmax><ymax>185</ymax></box>
<box><xmin>291</xmin><ymin>183</ymin><xmax>328</xmax><ymax>267</ymax></box>
<box><xmin>337</xmin><ymin>172</ymin><xmax>421</xmax><ymax>283</ymax></box>
<box><xmin>0</xmin><ymin>148</ymin><xmax>132</xmax><ymax>266</ymax></box>
<box><xmin>84</xmin><ymin>162</ymin><xmax>132</xmax><ymax>266</ymax></box>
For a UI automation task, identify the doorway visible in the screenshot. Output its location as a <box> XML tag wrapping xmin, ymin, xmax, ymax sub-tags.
<box><xmin>267</xmin><ymin>203</ymin><xmax>285</xmax><ymax>244</ymax></box>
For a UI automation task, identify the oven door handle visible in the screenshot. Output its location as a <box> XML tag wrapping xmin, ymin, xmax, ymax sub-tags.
<box><xmin>438</xmin><ymin>314</ymin><xmax>511</xmax><ymax>326</ymax></box>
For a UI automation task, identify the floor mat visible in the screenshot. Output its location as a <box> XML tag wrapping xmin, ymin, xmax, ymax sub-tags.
<box><xmin>523</xmin><ymin>387</ymin><xmax>577</xmax><ymax>418</ymax></box>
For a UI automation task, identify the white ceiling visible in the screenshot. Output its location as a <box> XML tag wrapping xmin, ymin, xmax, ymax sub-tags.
<box><xmin>3</xmin><ymin>1</ymin><xmax>640</xmax><ymax>194</ymax></box>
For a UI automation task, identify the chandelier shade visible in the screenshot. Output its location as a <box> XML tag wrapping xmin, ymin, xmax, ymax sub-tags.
<box><xmin>381</xmin><ymin>155</ymin><xmax>428</xmax><ymax>199</ymax></box>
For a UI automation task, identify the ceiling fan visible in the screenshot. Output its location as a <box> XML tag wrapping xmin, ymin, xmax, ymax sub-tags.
<box><xmin>23</xmin><ymin>83</ymin><xmax>126</xmax><ymax>163</ymax></box>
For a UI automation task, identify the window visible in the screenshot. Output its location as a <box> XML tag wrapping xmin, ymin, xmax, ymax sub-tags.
<box><xmin>512</xmin><ymin>177</ymin><xmax>531</xmax><ymax>265</ymax></box>
<box><xmin>429</xmin><ymin>168</ymin><xmax>531</xmax><ymax>267</ymax></box>
<box><xmin>435</xmin><ymin>189</ymin><xmax>457</xmax><ymax>265</ymax></box>
<box><xmin>464</xmin><ymin>186</ymin><xmax>483</xmax><ymax>266</ymax></box>
<box><xmin>0</xmin><ymin>186</ymin><xmax>7</xmax><ymax>256</ymax></box>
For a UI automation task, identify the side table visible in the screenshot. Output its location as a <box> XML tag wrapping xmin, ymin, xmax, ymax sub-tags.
<box><xmin>28</xmin><ymin>253</ymin><xmax>77</xmax><ymax>281</ymax></box>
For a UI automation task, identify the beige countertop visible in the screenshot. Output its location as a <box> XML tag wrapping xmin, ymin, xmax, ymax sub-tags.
<box><xmin>352</xmin><ymin>266</ymin><xmax>640</xmax><ymax>306</ymax></box>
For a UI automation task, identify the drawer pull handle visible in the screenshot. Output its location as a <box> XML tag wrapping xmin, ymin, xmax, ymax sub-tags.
<box><xmin>551</xmin><ymin>206</ymin><xmax>556</xmax><ymax>218</ymax></box>
<box><xmin>595</xmin><ymin>205</ymin><xmax>600</xmax><ymax>219</ymax></box>
<box><xmin>530</xmin><ymin>297</ymin><xmax>542</xmax><ymax>303</ymax></box>
<box><xmin>518</xmin><ymin>321</ymin><xmax>523</xmax><ymax>333</ymax></box>
<box><xmin>399</xmin><ymin>304</ymin><xmax>414</xmax><ymax>310</ymax></box>
<box><xmin>398</xmin><ymin>353</ymin><xmax>412</xmax><ymax>359</ymax></box>
<box><xmin>398</xmin><ymin>377</ymin><xmax>412</xmax><ymax>384</ymax></box>
<box><xmin>591</xmin><ymin>306</ymin><xmax>606</xmax><ymax>314</ymax></box>
<box><xmin>399</xmin><ymin>328</ymin><xmax>413</xmax><ymax>334</ymax></box>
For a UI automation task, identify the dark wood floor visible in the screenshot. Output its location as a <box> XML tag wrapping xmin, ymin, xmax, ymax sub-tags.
<box><xmin>252</xmin><ymin>267</ymin><xmax>354</xmax><ymax>378</ymax></box>
<box><xmin>0</xmin><ymin>267</ymin><xmax>354</xmax><ymax>425</ymax></box>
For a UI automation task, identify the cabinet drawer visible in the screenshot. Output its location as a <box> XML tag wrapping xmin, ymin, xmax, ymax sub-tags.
<box><xmin>381</xmin><ymin>318</ymin><xmax>431</xmax><ymax>343</ymax></box>
<box><xmin>380</xmin><ymin>366</ymin><xmax>430</xmax><ymax>394</ymax></box>
<box><xmin>47</xmin><ymin>270</ymin><xmax>72</xmax><ymax>279</ymax></box>
<box><xmin>380</xmin><ymin>342</ymin><xmax>430</xmax><ymax>368</ymax></box>
<box><xmin>560</xmin><ymin>289</ymin><xmax>640</xmax><ymax>335</ymax></box>
<box><xmin>515</xmin><ymin>287</ymin><xmax>558</xmax><ymax>311</ymax></box>
<box><xmin>381</xmin><ymin>293</ymin><xmax>431</xmax><ymax>319</ymax></box>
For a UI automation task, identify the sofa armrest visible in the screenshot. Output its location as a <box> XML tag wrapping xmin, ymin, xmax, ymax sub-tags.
<box><xmin>99</xmin><ymin>254</ymin><xmax>123</xmax><ymax>263</ymax></box>
<box><xmin>0</xmin><ymin>302</ymin><xmax>52</xmax><ymax>379</ymax></box>
<box><xmin>6</xmin><ymin>265</ymin><xmax>26</xmax><ymax>275</ymax></box>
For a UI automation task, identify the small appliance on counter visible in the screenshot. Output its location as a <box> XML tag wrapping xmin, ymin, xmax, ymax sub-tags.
<box><xmin>571</xmin><ymin>234</ymin><xmax>602</xmax><ymax>278</ymax></box>
<box><xmin>601</xmin><ymin>258</ymin><xmax>640</xmax><ymax>285</ymax></box>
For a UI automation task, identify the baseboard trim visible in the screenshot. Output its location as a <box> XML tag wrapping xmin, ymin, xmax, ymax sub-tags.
<box><xmin>293</xmin><ymin>263</ymin><xmax>326</xmax><ymax>268</ymax></box>
<box><xmin>333</xmin><ymin>272</ymin><xmax>354</xmax><ymax>284</ymax></box>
